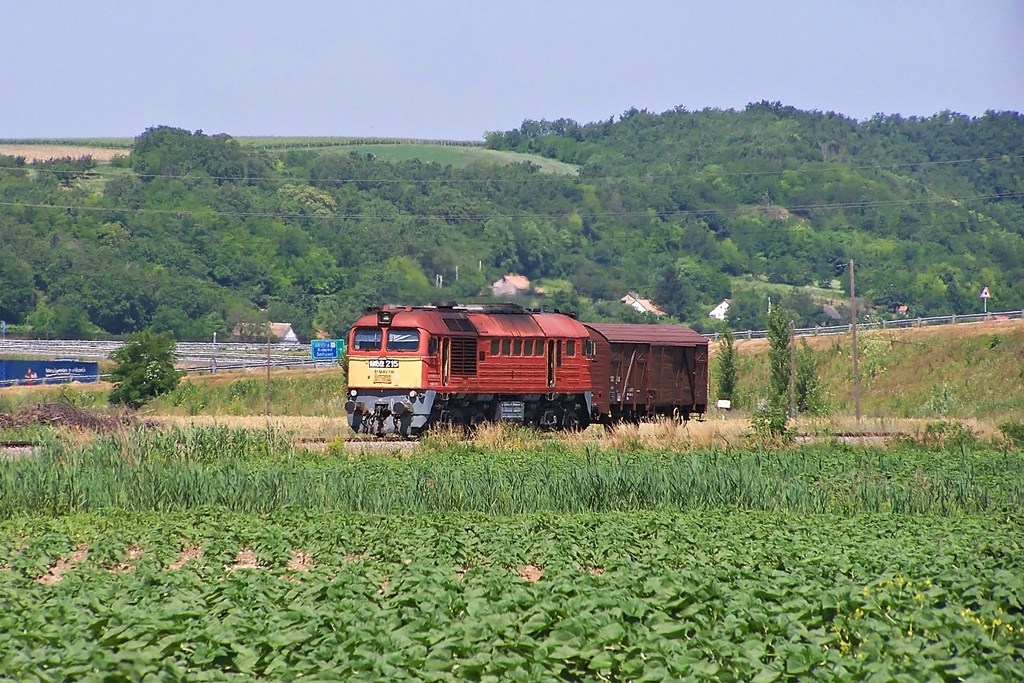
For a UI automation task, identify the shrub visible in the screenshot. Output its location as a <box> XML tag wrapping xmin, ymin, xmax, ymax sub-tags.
<box><xmin>998</xmin><ymin>421</ymin><xmax>1024</xmax><ymax>449</ymax></box>
<box><xmin>108</xmin><ymin>330</ymin><xmax>181</xmax><ymax>408</ymax></box>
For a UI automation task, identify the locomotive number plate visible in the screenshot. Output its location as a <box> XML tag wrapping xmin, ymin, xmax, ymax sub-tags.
<box><xmin>368</xmin><ymin>359</ymin><xmax>400</xmax><ymax>369</ymax></box>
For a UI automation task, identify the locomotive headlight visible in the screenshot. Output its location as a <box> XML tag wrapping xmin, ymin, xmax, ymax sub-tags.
<box><xmin>349</xmin><ymin>389</ymin><xmax>358</xmax><ymax>398</ymax></box>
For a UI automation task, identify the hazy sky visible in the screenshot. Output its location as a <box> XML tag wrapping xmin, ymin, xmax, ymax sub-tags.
<box><xmin>2</xmin><ymin>1</ymin><xmax>1022</xmax><ymax>140</ymax></box>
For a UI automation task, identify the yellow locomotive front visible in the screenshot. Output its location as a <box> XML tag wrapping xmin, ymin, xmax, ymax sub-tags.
<box><xmin>344</xmin><ymin>307</ymin><xmax>435</xmax><ymax>436</ymax></box>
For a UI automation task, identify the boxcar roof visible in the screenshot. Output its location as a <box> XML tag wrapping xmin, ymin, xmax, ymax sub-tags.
<box><xmin>584</xmin><ymin>323</ymin><xmax>707</xmax><ymax>347</ymax></box>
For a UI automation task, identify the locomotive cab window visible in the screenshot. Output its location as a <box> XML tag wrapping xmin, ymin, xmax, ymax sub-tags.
<box><xmin>386</xmin><ymin>328</ymin><xmax>420</xmax><ymax>352</ymax></box>
<box><xmin>566</xmin><ymin>340</ymin><xmax>576</xmax><ymax>357</ymax></box>
<box><xmin>428</xmin><ymin>337</ymin><xmax>438</xmax><ymax>355</ymax></box>
<box><xmin>584</xmin><ymin>339</ymin><xmax>596</xmax><ymax>357</ymax></box>
<box><xmin>534</xmin><ymin>339</ymin><xmax>545</xmax><ymax>356</ymax></box>
<box><xmin>353</xmin><ymin>328</ymin><xmax>382</xmax><ymax>351</ymax></box>
<box><xmin>490</xmin><ymin>340</ymin><xmax>499</xmax><ymax>356</ymax></box>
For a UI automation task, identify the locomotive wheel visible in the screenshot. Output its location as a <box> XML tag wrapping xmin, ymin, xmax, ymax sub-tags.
<box><xmin>560</xmin><ymin>405</ymin><xmax>590</xmax><ymax>432</ymax></box>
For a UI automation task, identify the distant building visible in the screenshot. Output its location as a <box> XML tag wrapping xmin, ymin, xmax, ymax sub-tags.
<box><xmin>822</xmin><ymin>304</ymin><xmax>843</xmax><ymax>321</ymax></box>
<box><xmin>621</xmin><ymin>292</ymin><xmax>666</xmax><ymax>316</ymax></box>
<box><xmin>491</xmin><ymin>274</ymin><xmax>532</xmax><ymax>298</ymax></box>
<box><xmin>231</xmin><ymin>322</ymin><xmax>299</xmax><ymax>343</ymax></box>
<box><xmin>708</xmin><ymin>299</ymin><xmax>730</xmax><ymax>321</ymax></box>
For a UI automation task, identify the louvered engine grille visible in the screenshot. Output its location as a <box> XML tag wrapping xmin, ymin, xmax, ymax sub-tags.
<box><xmin>449</xmin><ymin>338</ymin><xmax>478</xmax><ymax>376</ymax></box>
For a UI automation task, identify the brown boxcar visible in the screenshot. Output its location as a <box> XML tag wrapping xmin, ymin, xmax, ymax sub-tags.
<box><xmin>583</xmin><ymin>323</ymin><xmax>708</xmax><ymax>423</ymax></box>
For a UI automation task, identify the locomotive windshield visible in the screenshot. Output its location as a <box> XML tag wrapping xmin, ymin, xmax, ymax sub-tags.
<box><xmin>386</xmin><ymin>328</ymin><xmax>421</xmax><ymax>352</ymax></box>
<box><xmin>353</xmin><ymin>328</ymin><xmax>382</xmax><ymax>351</ymax></box>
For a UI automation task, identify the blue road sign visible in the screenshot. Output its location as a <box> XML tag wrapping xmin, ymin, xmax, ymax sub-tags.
<box><xmin>311</xmin><ymin>339</ymin><xmax>345</xmax><ymax>360</ymax></box>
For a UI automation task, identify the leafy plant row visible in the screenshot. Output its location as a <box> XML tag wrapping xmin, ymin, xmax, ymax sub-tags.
<box><xmin>1</xmin><ymin>510</ymin><xmax>1021</xmax><ymax>680</ymax></box>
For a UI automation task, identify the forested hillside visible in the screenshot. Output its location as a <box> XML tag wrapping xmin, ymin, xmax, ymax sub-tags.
<box><xmin>1</xmin><ymin>102</ymin><xmax>1022</xmax><ymax>340</ymax></box>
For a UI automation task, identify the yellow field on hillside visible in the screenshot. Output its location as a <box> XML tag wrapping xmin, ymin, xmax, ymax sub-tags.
<box><xmin>0</xmin><ymin>145</ymin><xmax>129</xmax><ymax>162</ymax></box>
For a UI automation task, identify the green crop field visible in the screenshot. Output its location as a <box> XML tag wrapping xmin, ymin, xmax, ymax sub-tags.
<box><xmin>1</xmin><ymin>426</ymin><xmax>1022</xmax><ymax>679</ymax></box>
<box><xmin>248</xmin><ymin>138</ymin><xmax>579</xmax><ymax>174</ymax></box>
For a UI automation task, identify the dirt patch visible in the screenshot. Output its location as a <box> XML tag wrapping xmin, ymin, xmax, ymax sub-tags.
<box><xmin>0</xmin><ymin>144</ymin><xmax>129</xmax><ymax>163</ymax></box>
<box><xmin>518</xmin><ymin>564</ymin><xmax>544</xmax><ymax>583</ymax></box>
<box><xmin>169</xmin><ymin>545</ymin><xmax>202</xmax><ymax>570</ymax></box>
<box><xmin>582</xmin><ymin>566</ymin><xmax>605</xmax><ymax>576</ymax></box>
<box><xmin>225</xmin><ymin>548</ymin><xmax>263</xmax><ymax>572</ymax></box>
<box><xmin>287</xmin><ymin>550</ymin><xmax>314</xmax><ymax>572</ymax></box>
<box><xmin>0</xmin><ymin>403</ymin><xmax>139</xmax><ymax>432</ymax></box>
<box><xmin>109</xmin><ymin>545</ymin><xmax>144</xmax><ymax>573</ymax></box>
<box><xmin>343</xmin><ymin>552</ymin><xmax>370</xmax><ymax>563</ymax></box>
<box><xmin>36</xmin><ymin>544</ymin><xmax>89</xmax><ymax>584</ymax></box>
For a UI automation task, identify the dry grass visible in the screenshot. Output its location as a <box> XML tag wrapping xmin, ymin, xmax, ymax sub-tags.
<box><xmin>597</xmin><ymin>418</ymin><xmax>750</xmax><ymax>451</ymax></box>
<box><xmin>151</xmin><ymin>415</ymin><xmax>353</xmax><ymax>442</ymax></box>
<box><xmin>0</xmin><ymin>145</ymin><xmax>128</xmax><ymax>162</ymax></box>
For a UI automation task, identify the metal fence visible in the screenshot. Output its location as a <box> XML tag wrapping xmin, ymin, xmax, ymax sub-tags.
<box><xmin>703</xmin><ymin>309</ymin><xmax>1024</xmax><ymax>342</ymax></box>
<box><xmin>0</xmin><ymin>339</ymin><xmax>337</xmax><ymax>387</ymax></box>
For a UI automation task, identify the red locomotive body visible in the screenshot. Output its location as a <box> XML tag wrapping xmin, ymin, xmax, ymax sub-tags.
<box><xmin>345</xmin><ymin>303</ymin><xmax>593</xmax><ymax>435</ymax></box>
<box><xmin>344</xmin><ymin>302</ymin><xmax>708</xmax><ymax>436</ymax></box>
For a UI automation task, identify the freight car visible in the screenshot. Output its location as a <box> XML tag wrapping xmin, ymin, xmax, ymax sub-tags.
<box><xmin>344</xmin><ymin>303</ymin><xmax>707</xmax><ymax>436</ymax></box>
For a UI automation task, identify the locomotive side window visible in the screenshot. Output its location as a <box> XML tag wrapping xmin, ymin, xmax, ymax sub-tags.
<box><xmin>523</xmin><ymin>339</ymin><xmax>533</xmax><ymax>356</ymax></box>
<box><xmin>428</xmin><ymin>337</ymin><xmax>438</xmax><ymax>354</ymax></box>
<box><xmin>513</xmin><ymin>339</ymin><xmax>523</xmax><ymax>356</ymax></box>
<box><xmin>490</xmin><ymin>340</ymin><xmax>499</xmax><ymax>356</ymax></box>
<box><xmin>501</xmin><ymin>339</ymin><xmax>511</xmax><ymax>356</ymax></box>
<box><xmin>386</xmin><ymin>328</ymin><xmax>420</xmax><ymax>352</ymax></box>
<box><xmin>353</xmin><ymin>328</ymin><xmax>382</xmax><ymax>351</ymax></box>
<box><xmin>584</xmin><ymin>339</ymin><xmax>596</xmax><ymax>357</ymax></box>
<box><xmin>534</xmin><ymin>339</ymin><xmax>545</xmax><ymax>356</ymax></box>
<box><xmin>566</xmin><ymin>340</ymin><xmax>576</xmax><ymax>357</ymax></box>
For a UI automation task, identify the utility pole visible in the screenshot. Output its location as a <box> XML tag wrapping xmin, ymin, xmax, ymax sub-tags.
<box><xmin>265</xmin><ymin>322</ymin><xmax>271</xmax><ymax>416</ymax></box>
<box><xmin>849</xmin><ymin>259</ymin><xmax>860</xmax><ymax>424</ymax></box>
<box><xmin>789</xmin><ymin>320</ymin><xmax>796</xmax><ymax>416</ymax></box>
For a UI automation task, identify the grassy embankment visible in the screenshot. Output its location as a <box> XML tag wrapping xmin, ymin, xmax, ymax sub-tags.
<box><xmin>716</xmin><ymin>318</ymin><xmax>1024</xmax><ymax>423</ymax></box>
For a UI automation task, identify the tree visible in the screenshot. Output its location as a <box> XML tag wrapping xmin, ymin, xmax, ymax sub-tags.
<box><xmin>714</xmin><ymin>326</ymin><xmax>738</xmax><ymax>403</ymax></box>
<box><xmin>108</xmin><ymin>330</ymin><xmax>181</xmax><ymax>407</ymax></box>
<box><xmin>795</xmin><ymin>340</ymin><xmax>829</xmax><ymax>415</ymax></box>
<box><xmin>752</xmin><ymin>300</ymin><xmax>791</xmax><ymax>438</ymax></box>
<box><xmin>0</xmin><ymin>254</ymin><xmax>37</xmax><ymax>323</ymax></box>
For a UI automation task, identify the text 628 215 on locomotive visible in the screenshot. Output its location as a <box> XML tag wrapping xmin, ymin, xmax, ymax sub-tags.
<box><xmin>344</xmin><ymin>302</ymin><xmax>708</xmax><ymax>436</ymax></box>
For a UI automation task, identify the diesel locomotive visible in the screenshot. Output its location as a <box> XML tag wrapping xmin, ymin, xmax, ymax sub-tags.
<box><xmin>344</xmin><ymin>302</ymin><xmax>708</xmax><ymax>436</ymax></box>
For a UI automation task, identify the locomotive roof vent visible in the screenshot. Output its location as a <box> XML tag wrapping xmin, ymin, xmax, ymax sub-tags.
<box><xmin>432</xmin><ymin>301</ymin><xmax>458</xmax><ymax>309</ymax></box>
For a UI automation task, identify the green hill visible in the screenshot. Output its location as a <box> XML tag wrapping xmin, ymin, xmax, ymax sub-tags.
<box><xmin>0</xmin><ymin>104</ymin><xmax>1021</xmax><ymax>342</ymax></box>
